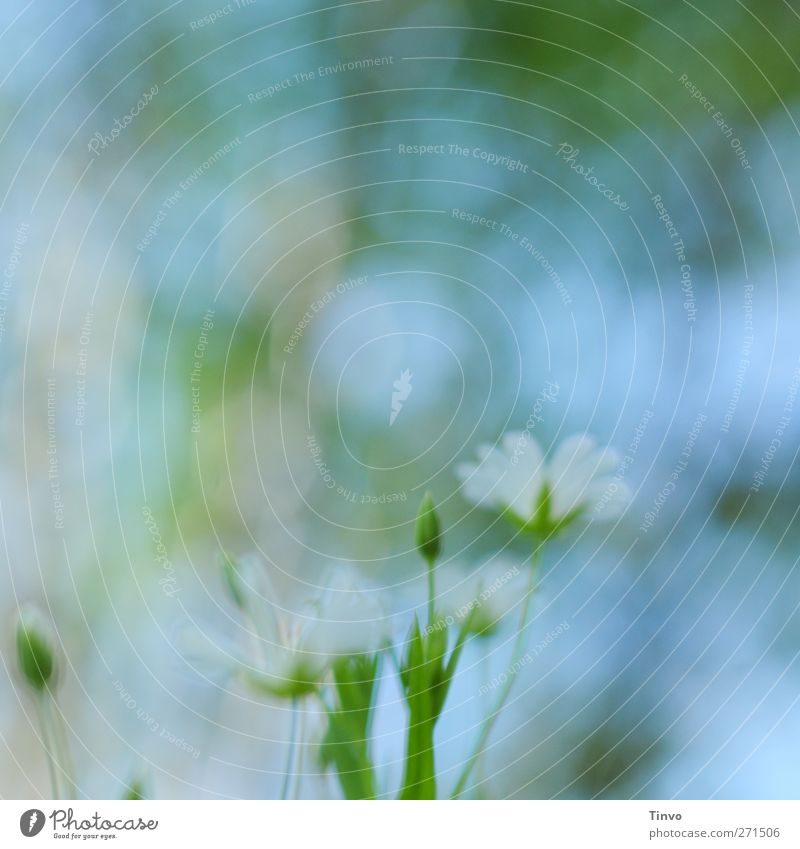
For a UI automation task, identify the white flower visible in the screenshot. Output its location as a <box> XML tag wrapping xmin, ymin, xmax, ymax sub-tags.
<box><xmin>456</xmin><ymin>432</ymin><xmax>629</xmax><ymax>534</ymax></box>
<box><xmin>215</xmin><ymin>556</ymin><xmax>390</xmax><ymax>698</ymax></box>
<box><xmin>303</xmin><ymin>565</ymin><xmax>391</xmax><ymax>659</ymax></box>
<box><xmin>435</xmin><ymin>556</ymin><xmax>528</xmax><ymax>637</ymax></box>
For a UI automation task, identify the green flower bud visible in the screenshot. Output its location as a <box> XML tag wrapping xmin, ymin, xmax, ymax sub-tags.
<box><xmin>220</xmin><ymin>552</ymin><xmax>247</xmax><ymax>610</ymax></box>
<box><xmin>15</xmin><ymin>607</ymin><xmax>57</xmax><ymax>693</ymax></box>
<box><xmin>415</xmin><ymin>492</ymin><xmax>441</xmax><ymax>564</ymax></box>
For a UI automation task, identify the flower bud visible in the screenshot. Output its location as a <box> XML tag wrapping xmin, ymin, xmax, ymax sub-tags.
<box><xmin>415</xmin><ymin>492</ymin><xmax>441</xmax><ymax>564</ymax></box>
<box><xmin>15</xmin><ymin>607</ymin><xmax>57</xmax><ymax>693</ymax></box>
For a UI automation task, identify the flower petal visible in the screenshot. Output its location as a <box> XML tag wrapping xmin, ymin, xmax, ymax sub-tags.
<box><xmin>547</xmin><ymin>435</ymin><xmax>623</xmax><ymax>519</ymax></box>
<box><xmin>496</xmin><ymin>433</ymin><xmax>545</xmax><ymax>520</ymax></box>
<box><xmin>457</xmin><ymin>433</ymin><xmax>545</xmax><ymax>522</ymax></box>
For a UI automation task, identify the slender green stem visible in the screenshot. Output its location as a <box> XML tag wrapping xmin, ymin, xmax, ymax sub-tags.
<box><xmin>45</xmin><ymin>692</ymin><xmax>77</xmax><ymax>798</ymax></box>
<box><xmin>35</xmin><ymin>695</ymin><xmax>61</xmax><ymax>799</ymax></box>
<box><xmin>280</xmin><ymin>697</ymin><xmax>300</xmax><ymax>800</ymax></box>
<box><xmin>292</xmin><ymin>704</ymin><xmax>306</xmax><ymax>799</ymax></box>
<box><xmin>451</xmin><ymin>545</ymin><xmax>542</xmax><ymax>799</ymax></box>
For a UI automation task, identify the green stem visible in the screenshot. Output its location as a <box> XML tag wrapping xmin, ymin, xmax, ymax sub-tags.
<box><xmin>399</xmin><ymin>551</ymin><xmax>448</xmax><ymax>800</ymax></box>
<box><xmin>35</xmin><ymin>695</ymin><xmax>61</xmax><ymax>799</ymax></box>
<box><xmin>280</xmin><ymin>697</ymin><xmax>300</xmax><ymax>800</ymax></box>
<box><xmin>426</xmin><ymin>557</ymin><xmax>436</xmax><ymax>628</ymax></box>
<box><xmin>292</xmin><ymin>704</ymin><xmax>306</xmax><ymax>799</ymax></box>
<box><xmin>400</xmin><ymin>713</ymin><xmax>437</xmax><ymax>799</ymax></box>
<box><xmin>46</xmin><ymin>693</ymin><xmax>77</xmax><ymax>798</ymax></box>
<box><xmin>451</xmin><ymin>545</ymin><xmax>542</xmax><ymax>799</ymax></box>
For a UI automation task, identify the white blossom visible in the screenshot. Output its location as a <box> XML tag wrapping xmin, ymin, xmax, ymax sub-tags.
<box><xmin>216</xmin><ymin>557</ymin><xmax>389</xmax><ymax>698</ymax></box>
<box><xmin>456</xmin><ymin>432</ymin><xmax>629</xmax><ymax>535</ymax></box>
<box><xmin>303</xmin><ymin>565</ymin><xmax>391</xmax><ymax>659</ymax></box>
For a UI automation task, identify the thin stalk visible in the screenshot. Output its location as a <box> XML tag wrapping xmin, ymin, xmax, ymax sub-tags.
<box><xmin>34</xmin><ymin>695</ymin><xmax>61</xmax><ymax>799</ymax></box>
<box><xmin>280</xmin><ymin>697</ymin><xmax>300</xmax><ymax>800</ymax></box>
<box><xmin>451</xmin><ymin>545</ymin><xmax>542</xmax><ymax>799</ymax></box>
<box><xmin>292</xmin><ymin>703</ymin><xmax>306</xmax><ymax>799</ymax></box>
<box><xmin>426</xmin><ymin>557</ymin><xmax>436</xmax><ymax>628</ymax></box>
<box><xmin>45</xmin><ymin>692</ymin><xmax>77</xmax><ymax>798</ymax></box>
<box><xmin>401</xmin><ymin>546</ymin><xmax>443</xmax><ymax>799</ymax></box>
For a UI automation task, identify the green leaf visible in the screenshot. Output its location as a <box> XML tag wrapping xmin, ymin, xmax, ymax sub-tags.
<box><xmin>321</xmin><ymin>654</ymin><xmax>381</xmax><ymax>800</ymax></box>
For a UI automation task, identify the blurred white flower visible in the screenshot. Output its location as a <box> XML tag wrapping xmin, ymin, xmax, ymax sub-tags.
<box><xmin>456</xmin><ymin>432</ymin><xmax>629</xmax><ymax>535</ymax></box>
<box><xmin>305</xmin><ymin>565</ymin><xmax>391</xmax><ymax>659</ymax></box>
<box><xmin>435</xmin><ymin>557</ymin><xmax>527</xmax><ymax>637</ymax></box>
<box><xmin>216</xmin><ymin>556</ymin><xmax>389</xmax><ymax>699</ymax></box>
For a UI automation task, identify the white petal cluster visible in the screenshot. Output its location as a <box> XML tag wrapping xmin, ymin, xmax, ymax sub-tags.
<box><xmin>303</xmin><ymin>565</ymin><xmax>391</xmax><ymax>659</ymax></box>
<box><xmin>224</xmin><ymin>557</ymin><xmax>389</xmax><ymax>699</ymax></box>
<box><xmin>457</xmin><ymin>432</ymin><xmax>629</xmax><ymax>534</ymax></box>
